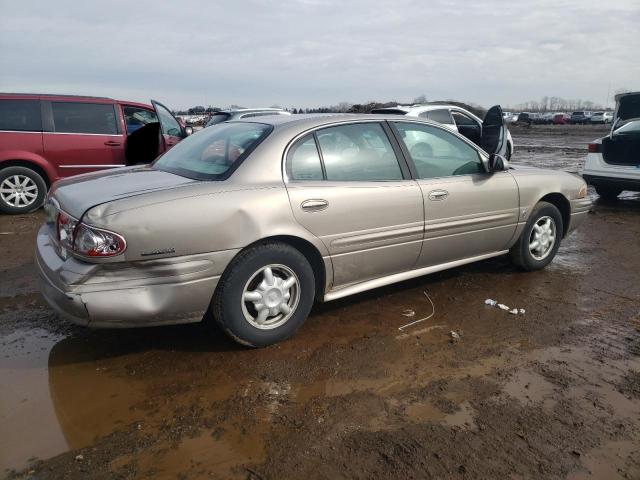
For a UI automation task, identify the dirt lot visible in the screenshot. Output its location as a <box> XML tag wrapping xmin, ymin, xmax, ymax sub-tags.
<box><xmin>1</xmin><ymin>124</ymin><xmax>639</xmax><ymax>480</ymax></box>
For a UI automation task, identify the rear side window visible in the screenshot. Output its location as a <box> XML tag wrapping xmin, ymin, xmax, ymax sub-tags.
<box><xmin>51</xmin><ymin>102</ymin><xmax>118</xmax><ymax>135</ymax></box>
<box><xmin>451</xmin><ymin>111</ymin><xmax>478</xmax><ymax>126</ymax></box>
<box><xmin>287</xmin><ymin>134</ymin><xmax>323</xmax><ymax>181</ymax></box>
<box><xmin>206</xmin><ymin>113</ymin><xmax>231</xmax><ymax>126</ymax></box>
<box><xmin>420</xmin><ymin>109</ymin><xmax>453</xmax><ymax>125</ymax></box>
<box><xmin>0</xmin><ymin>99</ymin><xmax>42</xmax><ymax>132</ymax></box>
<box><xmin>316</xmin><ymin>123</ymin><xmax>403</xmax><ymax>181</ymax></box>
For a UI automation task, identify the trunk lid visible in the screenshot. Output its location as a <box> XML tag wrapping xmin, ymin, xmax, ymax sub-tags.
<box><xmin>612</xmin><ymin>91</ymin><xmax>640</xmax><ymax>129</ymax></box>
<box><xmin>49</xmin><ymin>166</ymin><xmax>198</xmax><ymax>218</ymax></box>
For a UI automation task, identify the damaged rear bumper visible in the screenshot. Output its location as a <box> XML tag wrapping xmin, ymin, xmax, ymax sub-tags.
<box><xmin>35</xmin><ymin>225</ymin><xmax>238</xmax><ymax>328</ymax></box>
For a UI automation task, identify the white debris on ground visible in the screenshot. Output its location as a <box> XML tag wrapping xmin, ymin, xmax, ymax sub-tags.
<box><xmin>450</xmin><ymin>330</ymin><xmax>461</xmax><ymax>341</ymax></box>
<box><xmin>485</xmin><ymin>299</ymin><xmax>526</xmax><ymax>315</ymax></box>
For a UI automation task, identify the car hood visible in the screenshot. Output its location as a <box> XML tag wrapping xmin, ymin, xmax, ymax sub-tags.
<box><xmin>49</xmin><ymin>166</ymin><xmax>198</xmax><ymax>219</ymax></box>
<box><xmin>614</xmin><ymin>91</ymin><xmax>640</xmax><ymax>124</ymax></box>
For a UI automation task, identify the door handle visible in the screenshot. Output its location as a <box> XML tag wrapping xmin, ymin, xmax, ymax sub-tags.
<box><xmin>301</xmin><ymin>199</ymin><xmax>329</xmax><ymax>212</ymax></box>
<box><xmin>104</xmin><ymin>141</ymin><xmax>122</xmax><ymax>146</ymax></box>
<box><xmin>428</xmin><ymin>190</ymin><xmax>449</xmax><ymax>201</ymax></box>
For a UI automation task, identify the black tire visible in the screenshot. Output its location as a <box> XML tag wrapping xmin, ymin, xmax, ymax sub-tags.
<box><xmin>0</xmin><ymin>166</ymin><xmax>47</xmax><ymax>215</ymax></box>
<box><xmin>211</xmin><ymin>242</ymin><xmax>315</xmax><ymax>347</ymax></box>
<box><xmin>595</xmin><ymin>185</ymin><xmax>622</xmax><ymax>201</ymax></box>
<box><xmin>510</xmin><ymin>201</ymin><xmax>563</xmax><ymax>271</ymax></box>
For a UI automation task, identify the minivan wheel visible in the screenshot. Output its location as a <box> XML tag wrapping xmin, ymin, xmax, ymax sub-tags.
<box><xmin>0</xmin><ymin>167</ymin><xmax>47</xmax><ymax>215</ymax></box>
<box><xmin>510</xmin><ymin>201</ymin><xmax>563</xmax><ymax>271</ymax></box>
<box><xmin>211</xmin><ymin>242</ymin><xmax>315</xmax><ymax>347</ymax></box>
<box><xmin>595</xmin><ymin>186</ymin><xmax>622</xmax><ymax>201</ymax></box>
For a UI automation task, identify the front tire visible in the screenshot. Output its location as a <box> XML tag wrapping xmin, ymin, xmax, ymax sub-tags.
<box><xmin>595</xmin><ymin>185</ymin><xmax>622</xmax><ymax>201</ymax></box>
<box><xmin>0</xmin><ymin>166</ymin><xmax>47</xmax><ymax>215</ymax></box>
<box><xmin>211</xmin><ymin>242</ymin><xmax>315</xmax><ymax>347</ymax></box>
<box><xmin>510</xmin><ymin>201</ymin><xmax>563</xmax><ymax>271</ymax></box>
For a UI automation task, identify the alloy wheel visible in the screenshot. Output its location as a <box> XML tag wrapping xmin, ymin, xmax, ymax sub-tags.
<box><xmin>529</xmin><ymin>216</ymin><xmax>556</xmax><ymax>260</ymax></box>
<box><xmin>241</xmin><ymin>264</ymin><xmax>300</xmax><ymax>329</ymax></box>
<box><xmin>0</xmin><ymin>175</ymin><xmax>39</xmax><ymax>208</ymax></box>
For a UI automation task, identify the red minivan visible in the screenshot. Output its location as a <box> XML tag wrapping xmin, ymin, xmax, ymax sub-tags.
<box><xmin>0</xmin><ymin>93</ymin><xmax>191</xmax><ymax>214</ymax></box>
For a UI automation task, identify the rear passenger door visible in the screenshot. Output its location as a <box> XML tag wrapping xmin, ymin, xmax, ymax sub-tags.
<box><xmin>42</xmin><ymin>101</ymin><xmax>126</xmax><ymax>178</ymax></box>
<box><xmin>284</xmin><ymin>121</ymin><xmax>424</xmax><ymax>289</ymax></box>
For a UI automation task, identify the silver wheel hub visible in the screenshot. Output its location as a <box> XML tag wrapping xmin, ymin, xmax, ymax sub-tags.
<box><xmin>0</xmin><ymin>175</ymin><xmax>38</xmax><ymax>208</ymax></box>
<box><xmin>241</xmin><ymin>265</ymin><xmax>300</xmax><ymax>330</ymax></box>
<box><xmin>529</xmin><ymin>216</ymin><xmax>556</xmax><ymax>260</ymax></box>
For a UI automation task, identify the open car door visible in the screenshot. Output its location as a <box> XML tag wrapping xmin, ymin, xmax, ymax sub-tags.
<box><xmin>151</xmin><ymin>99</ymin><xmax>187</xmax><ymax>153</ymax></box>
<box><xmin>479</xmin><ymin>105</ymin><xmax>507</xmax><ymax>157</ymax></box>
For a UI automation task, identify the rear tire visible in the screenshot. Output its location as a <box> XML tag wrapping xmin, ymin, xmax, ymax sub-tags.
<box><xmin>0</xmin><ymin>167</ymin><xmax>47</xmax><ymax>215</ymax></box>
<box><xmin>510</xmin><ymin>201</ymin><xmax>563</xmax><ymax>271</ymax></box>
<box><xmin>595</xmin><ymin>186</ymin><xmax>622</xmax><ymax>201</ymax></box>
<box><xmin>211</xmin><ymin>242</ymin><xmax>315</xmax><ymax>347</ymax></box>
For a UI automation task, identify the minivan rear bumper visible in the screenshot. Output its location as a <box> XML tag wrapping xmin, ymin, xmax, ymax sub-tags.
<box><xmin>35</xmin><ymin>225</ymin><xmax>238</xmax><ymax>328</ymax></box>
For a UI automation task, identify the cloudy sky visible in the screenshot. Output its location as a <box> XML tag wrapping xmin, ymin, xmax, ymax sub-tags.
<box><xmin>1</xmin><ymin>0</ymin><xmax>638</xmax><ymax>110</ymax></box>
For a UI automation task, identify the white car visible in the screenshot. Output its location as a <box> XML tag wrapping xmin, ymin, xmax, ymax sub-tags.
<box><xmin>582</xmin><ymin>92</ymin><xmax>640</xmax><ymax>200</ymax></box>
<box><xmin>370</xmin><ymin>104</ymin><xmax>515</xmax><ymax>160</ymax></box>
<box><xmin>590</xmin><ymin>112</ymin><xmax>613</xmax><ymax>124</ymax></box>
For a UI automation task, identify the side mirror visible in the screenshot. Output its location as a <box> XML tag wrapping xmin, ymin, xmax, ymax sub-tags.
<box><xmin>184</xmin><ymin>126</ymin><xmax>194</xmax><ymax>137</ymax></box>
<box><xmin>488</xmin><ymin>153</ymin><xmax>506</xmax><ymax>172</ymax></box>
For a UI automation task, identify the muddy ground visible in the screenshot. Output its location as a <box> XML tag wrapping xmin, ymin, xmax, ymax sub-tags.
<box><xmin>1</xmin><ymin>124</ymin><xmax>639</xmax><ymax>479</ymax></box>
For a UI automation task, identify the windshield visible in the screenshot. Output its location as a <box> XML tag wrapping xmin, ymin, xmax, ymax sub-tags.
<box><xmin>153</xmin><ymin>122</ymin><xmax>272</xmax><ymax>180</ymax></box>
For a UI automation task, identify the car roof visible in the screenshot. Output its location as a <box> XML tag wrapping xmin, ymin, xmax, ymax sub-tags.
<box><xmin>230</xmin><ymin>113</ymin><xmax>444</xmax><ymax>130</ymax></box>
<box><xmin>219</xmin><ymin>108</ymin><xmax>288</xmax><ymax>114</ymax></box>
<box><xmin>0</xmin><ymin>92</ymin><xmax>152</xmax><ymax>109</ymax></box>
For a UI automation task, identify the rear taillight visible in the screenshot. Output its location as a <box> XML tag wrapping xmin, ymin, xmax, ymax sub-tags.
<box><xmin>54</xmin><ymin>209</ymin><xmax>126</xmax><ymax>258</ymax></box>
<box><xmin>74</xmin><ymin>223</ymin><xmax>126</xmax><ymax>257</ymax></box>
<box><xmin>588</xmin><ymin>143</ymin><xmax>601</xmax><ymax>153</ymax></box>
<box><xmin>56</xmin><ymin>211</ymin><xmax>78</xmax><ymax>252</ymax></box>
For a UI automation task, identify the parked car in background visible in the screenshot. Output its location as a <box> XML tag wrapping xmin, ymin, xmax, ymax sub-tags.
<box><xmin>503</xmin><ymin>111</ymin><xmax>518</xmax><ymax>123</ymax></box>
<box><xmin>369</xmin><ymin>104</ymin><xmax>514</xmax><ymax>159</ymax></box>
<box><xmin>37</xmin><ymin>113</ymin><xmax>590</xmax><ymax>347</ymax></box>
<box><xmin>553</xmin><ymin>113</ymin><xmax>570</xmax><ymax>125</ymax></box>
<box><xmin>589</xmin><ymin>112</ymin><xmax>613</xmax><ymax>124</ymax></box>
<box><xmin>517</xmin><ymin>112</ymin><xmax>533</xmax><ymax>125</ymax></box>
<box><xmin>0</xmin><ymin>93</ymin><xmax>190</xmax><ymax>214</ymax></box>
<box><xmin>570</xmin><ymin>111</ymin><xmax>591</xmax><ymax>124</ymax></box>
<box><xmin>583</xmin><ymin>92</ymin><xmax>640</xmax><ymax>200</ymax></box>
<box><xmin>205</xmin><ymin>108</ymin><xmax>291</xmax><ymax>127</ymax></box>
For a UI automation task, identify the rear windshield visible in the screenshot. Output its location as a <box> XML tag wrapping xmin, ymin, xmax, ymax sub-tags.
<box><xmin>153</xmin><ymin>122</ymin><xmax>271</xmax><ymax>180</ymax></box>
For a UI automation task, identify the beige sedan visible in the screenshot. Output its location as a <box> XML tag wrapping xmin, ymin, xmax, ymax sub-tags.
<box><xmin>36</xmin><ymin>110</ymin><xmax>591</xmax><ymax>346</ymax></box>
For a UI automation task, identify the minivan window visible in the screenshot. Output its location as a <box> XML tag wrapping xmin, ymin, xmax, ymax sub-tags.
<box><xmin>123</xmin><ymin>106</ymin><xmax>158</xmax><ymax>135</ymax></box>
<box><xmin>0</xmin><ymin>99</ymin><xmax>42</xmax><ymax>132</ymax></box>
<box><xmin>154</xmin><ymin>122</ymin><xmax>272</xmax><ymax>180</ymax></box>
<box><xmin>287</xmin><ymin>134</ymin><xmax>323</xmax><ymax>181</ymax></box>
<box><xmin>316</xmin><ymin>123</ymin><xmax>402</xmax><ymax>181</ymax></box>
<box><xmin>394</xmin><ymin>122</ymin><xmax>484</xmax><ymax>178</ymax></box>
<box><xmin>51</xmin><ymin>102</ymin><xmax>118</xmax><ymax>135</ymax></box>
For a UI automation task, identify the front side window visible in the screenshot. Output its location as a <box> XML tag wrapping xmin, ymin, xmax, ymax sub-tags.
<box><xmin>154</xmin><ymin>102</ymin><xmax>182</xmax><ymax>137</ymax></box>
<box><xmin>0</xmin><ymin>99</ymin><xmax>42</xmax><ymax>132</ymax></box>
<box><xmin>287</xmin><ymin>134</ymin><xmax>323</xmax><ymax>180</ymax></box>
<box><xmin>394</xmin><ymin>122</ymin><xmax>484</xmax><ymax>178</ymax></box>
<box><xmin>123</xmin><ymin>106</ymin><xmax>158</xmax><ymax>135</ymax></box>
<box><xmin>51</xmin><ymin>102</ymin><xmax>118</xmax><ymax>135</ymax></box>
<box><xmin>316</xmin><ymin>123</ymin><xmax>402</xmax><ymax>181</ymax></box>
<box><xmin>154</xmin><ymin>122</ymin><xmax>271</xmax><ymax>180</ymax></box>
<box><xmin>420</xmin><ymin>109</ymin><xmax>454</xmax><ymax>125</ymax></box>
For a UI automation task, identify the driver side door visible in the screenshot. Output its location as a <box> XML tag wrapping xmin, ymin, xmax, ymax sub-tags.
<box><xmin>390</xmin><ymin>121</ymin><xmax>519</xmax><ymax>267</ymax></box>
